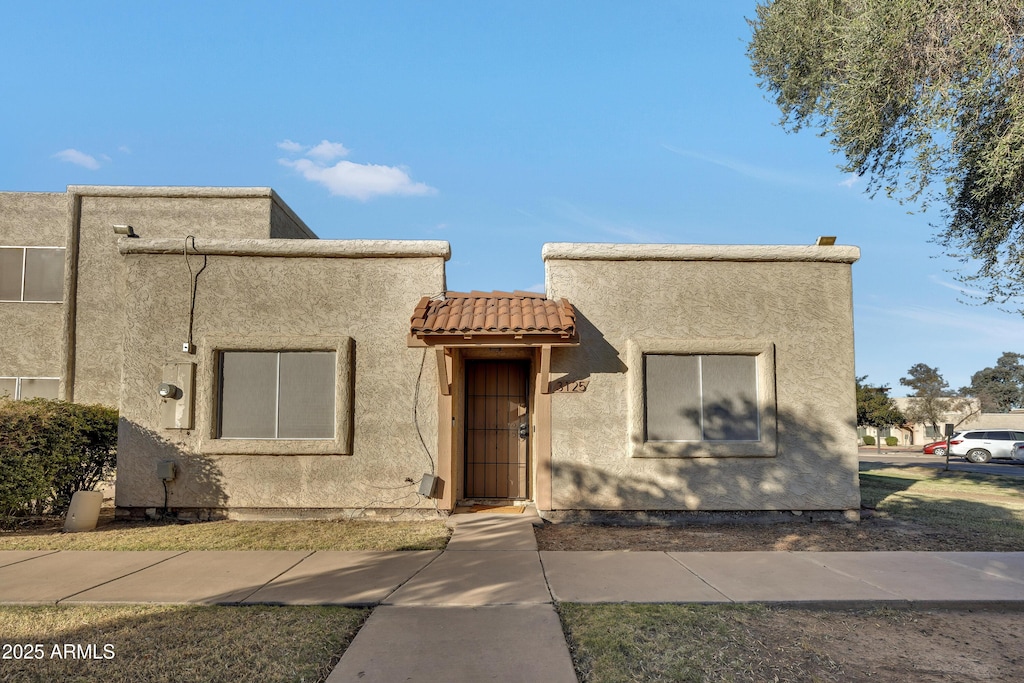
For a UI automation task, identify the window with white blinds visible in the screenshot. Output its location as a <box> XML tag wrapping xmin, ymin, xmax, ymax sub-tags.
<box><xmin>0</xmin><ymin>247</ymin><xmax>65</xmax><ymax>302</ymax></box>
<box><xmin>218</xmin><ymin>351</ymin><xmax>335</xmax><ymax>439</ymax></box>
<box><xmin>645</xmin><ymin>354</ymin><xmax>759</xmax><ymax>442</ymax></box>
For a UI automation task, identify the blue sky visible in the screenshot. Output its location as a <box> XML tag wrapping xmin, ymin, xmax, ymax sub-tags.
<box><xmin>3</xmin><ymin>1</ymin><xmax>1022</xmax><ymax>395</ymax></box>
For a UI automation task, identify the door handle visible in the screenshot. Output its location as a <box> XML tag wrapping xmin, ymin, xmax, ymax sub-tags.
<box><xmin>518</xmin><ymin>422</ymin><xmax>529</xmax><ymax>439</ymax></box>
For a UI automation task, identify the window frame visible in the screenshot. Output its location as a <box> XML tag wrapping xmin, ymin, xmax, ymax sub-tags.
<box><xmin>0</xmin><ymin>376</ymin><xmax>61</xmax><ymax>400</ymax></box>
<box><xmin>627</xmin><ymin>338</ymin><xmax>777</xmax><ymax>458</ymax></box>
<box><xmin>0</xmin><ymin>246</ymin><xmax>66</xmax><ymax>303</ymax></box>
<box><xmin>198</xmin><ymin>336</ymin><xmax>354</xmax><ymax>455</ymax></box>
<box><xmin>217</xmin><ymin>350</ymin><xmax>337</xmax><ymax>440</ymax></box>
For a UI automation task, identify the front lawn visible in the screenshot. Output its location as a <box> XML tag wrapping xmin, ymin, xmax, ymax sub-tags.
<box><xmin>0</xmin><ymin>604</ymin><xmax>367</xmax><ymax>683</ymax></box>
<box><xmin>0</xmin><ymin>517</ymin><xmax>450</xmax><ymax>551</ymax></box>
<box><xmin>859</xmin><ymin>466</ymin><xmax>1024</xmax><ymax>549</ymax></box>
<box><xmin>558</xmin><ymin>603</ymin><xmax>1022</xmax><ymax>682</ymax></box>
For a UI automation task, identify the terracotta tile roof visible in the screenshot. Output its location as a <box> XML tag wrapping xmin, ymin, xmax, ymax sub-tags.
<box><xmin>410</xmin><ymin>291</ymin><xmax>576</xmax><ymax>340</ymax></box>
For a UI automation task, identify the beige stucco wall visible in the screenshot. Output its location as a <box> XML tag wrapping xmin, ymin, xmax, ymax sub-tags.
<box><xmin>115</xmin><ymin>238</ymin><xmax>449</xmax><ymax>513</ymax></box>
<box><xmin>0</xmin><ymin>192</ymin><xmax>67</xmax><ymax>378</ymax></box>
<box><xmin>66</xmin><ymin>186</ymin><xmax>316</xmax><ymax>406</ymax></box>
<box><xmin>962</xmin><ymin>413</ymin><xmax>1024</xmax><ymax>430</ymax></box>
<box><xmin>543</xmin><ymin>243</ymin><xmax>861</xmax><ymax>512</ymax></box>
<box><xmin>0</xmin><ymin>192</ymin><xmax>66</xmax><ymax>244</ymax></box>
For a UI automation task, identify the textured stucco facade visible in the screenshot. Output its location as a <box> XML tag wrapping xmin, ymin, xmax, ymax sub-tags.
<box><xmin>115</xmin><ymin>238</ymin><xmax>448</xmax><ymax>515</ymax></box>
<box><xmin>3</xmin><ymin>185</ymin><xmax>863</xmax><ymax>518</ymax></box>
<box><xmin>542</xmin><ymin>243</ymin><xmax>861</xmax><ymax>514</ymax></box>
<box><xmin>68</xmin><ymin>187</ymin><xmax>315</xmax><ymax>406</ymax></box>
<box><xmin>0</xmin><ymin>193</ymin><xmax>67</xmax><ymax>380</ymax></box>
<box><xmin>0</xmin><ymin>186</ymin><xmax>315</xmax><ymax>406</ymax></box>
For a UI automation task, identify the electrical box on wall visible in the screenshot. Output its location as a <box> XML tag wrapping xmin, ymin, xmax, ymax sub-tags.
<box><xmin>157</xmin><ymin>460</ymin><xmax>177</xmax><ymax>481</ymax></box>
<box><xmin>418</xmin><ymin>474</ymin><xmax>438</xmax><ymax>498</ymax></box>
<box><xmin>160</xmin><ymin>362</ymin><xmax>195</xmax><ymax>429</ymax></box>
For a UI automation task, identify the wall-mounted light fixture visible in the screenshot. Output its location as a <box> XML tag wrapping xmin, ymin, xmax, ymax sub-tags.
<box><xmin>157</xmin><ymin>382</ymin><xmax>181</xmax><ymax>400</ymax></box>
<box><xmin>112</xmin><ymin>224</ymin><xmax>137</xmax><ymax>237</ymax></box>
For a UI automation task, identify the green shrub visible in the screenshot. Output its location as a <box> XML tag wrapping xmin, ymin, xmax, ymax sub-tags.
<box><xmin>862</xmin><ymin>435</ymin><xmax>876</xmax><ymax>445</ymax></box>
<box><xmin>0</xmin><ymin>400</ymin><xmax>51</xmax><ymax>524</ymax></box>
<box><xmin>885</xmin><ymin>436</ymin><xmax>899</xmax><ymax>447</ymax></box>
<box><xmin>0</xmin><ymin>398</ymin><xmax>117</xmax><ymax>527</ymax></box>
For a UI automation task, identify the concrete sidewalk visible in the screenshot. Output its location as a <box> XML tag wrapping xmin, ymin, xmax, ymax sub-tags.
<box><xmin>1</xmin><ymin>540</ymin><xmax>1021</xmax><ymax>608</ymax></box>
<box><xmin>2</xmin><ymin>517</ymin><xmax>1024</xmax><ymax>681</ymax></box>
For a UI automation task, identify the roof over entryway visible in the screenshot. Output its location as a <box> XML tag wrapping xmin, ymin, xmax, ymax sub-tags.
<box><xmin>408</xmin><ymin>291</ymin><xmax>578</xmax><ymax>347</ymax></box>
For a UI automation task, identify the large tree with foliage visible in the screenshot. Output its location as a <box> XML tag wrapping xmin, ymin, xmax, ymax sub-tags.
<box><xmin>856</xmin><ymin>376</ymin><xmax>905</xmax><ymax>449</ymax></box>
<box><xmin>748</xmin><ymin>1</ymin><xmax>1024</xmax><ymax>306</ymax></box>
<box><xmin>899</xmin><ymin>363</ymin><xmax>976</xmax><ymax>436</ymax></box>
<box><xmin>963</xmin><ymin>352</ymin><xmax>1024</xmax><ymax>411</ymax></box>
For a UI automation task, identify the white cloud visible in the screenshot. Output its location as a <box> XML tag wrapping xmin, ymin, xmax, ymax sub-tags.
<box><xmin>279</xmin><ymin>139</ymin><xmax>435</xmax><ymax>200</ymax></box>
<box><xmin>277</xmin><ymin>139</ymin><xmax>305</xmax><ymax>153</ymax></box>
<box><xmin>662</xmin><ymin>144</ymin><xmax>812</xmax><ymax>187</ymax></box>
<box><xmin>927</xmin><ymin>275</ymin><xmax>988</xmax><ymax>299</ymax></box>
<box><xmin>307</xmin><ymin>140</ymin><xmax>350</xmax><ymax>161</ymax></box>
<box><xmin>548</xmin><ymin>199</ymin><xmax>667</xmax><ymax>242</ymax></box>
<box><xmin>281</xmin><ymin>157</ymin><xmax>437</xmax><ymax>201</ymax></box>
<box><xmin>53</xmin><ymin>148</ymin><xmax>101</xmax><ymax>170</ymax></box>
<box><xmin>524</xmin><ymin>282</ymin><xmax>546</xmax><ymax>293</ymax></box>
<box><xmin>857</xmin><ymin>302</ymin><xmax>1024</xmax><ymax>341</ymax></box>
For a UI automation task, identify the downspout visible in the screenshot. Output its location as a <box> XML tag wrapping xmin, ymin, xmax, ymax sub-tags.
<box><xmin>59</xmin><ymin>190</ymin><xmax>82</xmax><ymax>402</ymax></box>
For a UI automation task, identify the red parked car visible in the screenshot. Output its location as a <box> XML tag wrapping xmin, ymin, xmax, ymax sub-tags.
<box><xmin>922</xmin><ymin>434</ymin><xmax>960</xmax><ymax>457</ymax></box>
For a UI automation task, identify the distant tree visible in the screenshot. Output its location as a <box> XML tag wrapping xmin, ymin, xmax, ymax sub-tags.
<box><xmin>963</xmin><ymin>352</ymin><xmax>1024</xmax><ymax>412</ymax></box>
<box><xmin>899</xmin><ymin>363</ymin><xmax>976</xmax><ymax>437</ymax></box>
<box><xmin>856</xmin><ymin>376</ymin><xmax>905</xmax><ymax>451</ymax></box>
<box><xmin>747</xmin><ymin>1</ymin><xmax>1024</xmax><ymax>307</ymax></box>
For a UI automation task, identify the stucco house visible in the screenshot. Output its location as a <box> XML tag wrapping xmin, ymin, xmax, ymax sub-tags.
<box><xmin>866</xmin><ymin>398</ymin><xmax>1024</xmax><ymax>446</ymax></box>
<box><xmin>1</xmin><ymin>186</ymin><xmax>862</xmax><ymax>520</ymax></box>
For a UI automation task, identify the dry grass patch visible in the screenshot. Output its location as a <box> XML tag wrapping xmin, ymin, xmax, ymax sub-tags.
<box><xmin>538</xmin><ymin>468</ymin><xmax>1024</xmax><ymax>552</ymax></box>
<box><xmin>558</xmin><ymin>603</ymin><xmax>1024</xmax><ymax>682</ymax></box>
<box><xmin>0</xmin><ymin>515</ymin><xmax>450</xmax><ymax>552</ymax></box>
<box><xmin>0</xmin><ymin>604</ymin><xmax>367</xmax><ymax>683</ymax></box>
<box><xmin>860</xmin><ymin>467</ymin><xmax>1024</xmax><ymax>549</ymax></box>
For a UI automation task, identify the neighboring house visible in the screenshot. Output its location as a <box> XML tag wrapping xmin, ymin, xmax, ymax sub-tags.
<box><xmin>876</xmin><ymin>398</ymin><xmax>1024</xmax><ymax>446</ymax></box>
<box><xmin>1</xmin><ymin>186</ymin><xmax>862</xmax><ymax>520</ymax></box>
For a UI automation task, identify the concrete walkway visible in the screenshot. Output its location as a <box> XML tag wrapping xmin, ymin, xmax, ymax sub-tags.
<box><xmin>2</xmin><ymin>517</ymin><xmax>1024</xmax><ymax>681</ymax></box>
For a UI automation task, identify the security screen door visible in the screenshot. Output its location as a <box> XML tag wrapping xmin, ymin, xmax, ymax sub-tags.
<box><xmin>464</xmin><ymin>360</ymin><xmax>530</xmax><ymax>499</ymax></box>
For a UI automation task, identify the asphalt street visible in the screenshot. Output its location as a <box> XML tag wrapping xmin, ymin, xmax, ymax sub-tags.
<box><xmin>859</xmin><ymin>450</ymin><xmax>1024</xmax><ymax>477</ymax></box>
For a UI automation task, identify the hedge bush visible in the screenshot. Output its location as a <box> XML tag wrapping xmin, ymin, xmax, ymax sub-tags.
<box><xmin>862</xmin><ymin>435</ymin><xmax>876</xmax><ymax>445</ymax></box>
<box><xmin>0</xmin><ymin>398</ymin><xmax>117</xmax><ymax>527</ymax></box>
<box><xmin>885</xmin><ymin>436</ymin><xmax>899</xmax><ymax>447</ymax></box>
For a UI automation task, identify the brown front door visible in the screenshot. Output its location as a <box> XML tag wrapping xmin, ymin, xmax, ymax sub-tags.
<box><xmin>465</xmin><ymin>360</ymin><xmax>530</xmax><ymax>499</ymax></box>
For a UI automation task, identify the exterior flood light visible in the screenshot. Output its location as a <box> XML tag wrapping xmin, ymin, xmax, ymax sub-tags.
<box><xmin>815</xmin><ymin>236</ymin><xmax>837</xmax><ymax>246</ymax></box>
<box><xmin>112</xmin><ymin>224</ymin><xmax>137</xmax><ymax>237</ymax></box>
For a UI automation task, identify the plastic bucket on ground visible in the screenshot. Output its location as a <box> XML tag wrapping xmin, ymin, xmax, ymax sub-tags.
<box><xmin>64</xmin><ymin>490</ymin><xmax>103</xmax><ymax>532</ymax></box>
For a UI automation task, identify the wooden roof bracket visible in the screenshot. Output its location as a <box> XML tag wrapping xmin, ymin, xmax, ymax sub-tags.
<box><xmin>435</xmin><ymin>347</ymin><xmax>452</xmax><ymax>396</ymax></box>
<box><xmin>539</xmin><ymin>344</ymin><xmax>552</xmax><ymax>394</ymax></box>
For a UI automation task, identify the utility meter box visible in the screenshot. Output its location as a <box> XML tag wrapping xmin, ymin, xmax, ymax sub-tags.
<box><xmin>160</xmin><ymin>362</ymin><xmax>195</xmax><ymax>429</ymax></box>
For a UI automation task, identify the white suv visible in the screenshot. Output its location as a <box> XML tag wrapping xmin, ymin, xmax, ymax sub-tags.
<box><xmin>948</xmin><ymin>429</ymin><xmax>1024</xmax><ymax>463</ymax></box>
